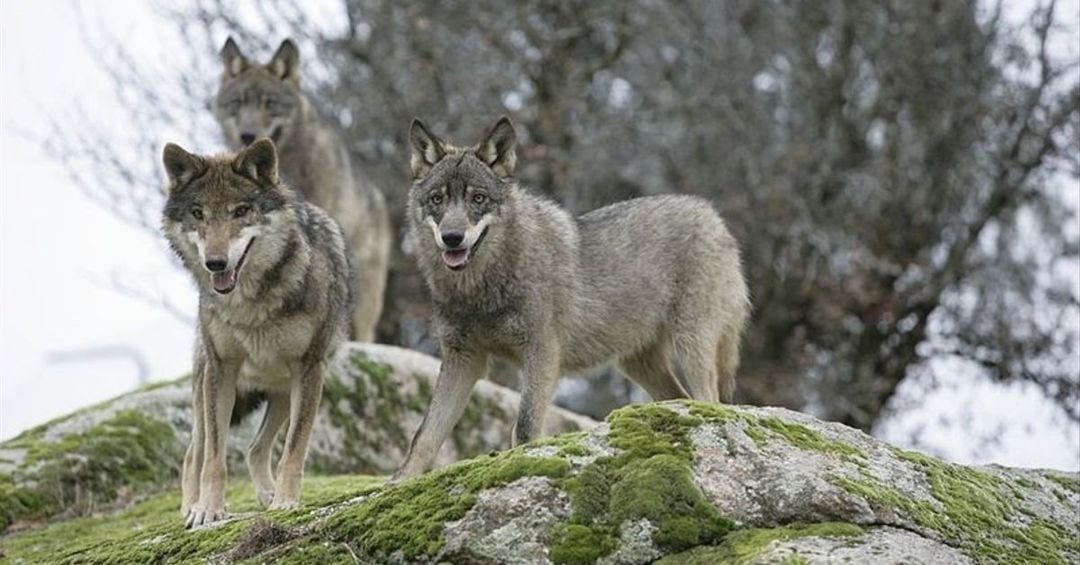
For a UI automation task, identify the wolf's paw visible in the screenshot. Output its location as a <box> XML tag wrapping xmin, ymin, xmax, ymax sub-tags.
<box><xmin>255</xmin><ymin>487</ymin><xmax>274</xmax><ymax>508</ymax></box>
<box><xmin>184</xmin><ymin>504</ymin><xmax>227</xmax><ymax>529</ymax></box>
<box><xmin>268</xmin><ymin>497</ymin><xmax>298</xmax><ymax>511</ymax></box>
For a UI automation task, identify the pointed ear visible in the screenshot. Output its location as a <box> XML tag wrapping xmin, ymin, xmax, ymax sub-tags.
<box><xmin>409</xmin><ymin>119</ymin><xmax>446</xmax><ymax>179</ymax></box>
<box><xmin>476</xmin><ymin>116</ymin><xmax>517</xmax><ymax>177</ymax></box>
<box><xmin>162</xmin><ymin>143</ymin><xmax>205</xmax><ymax>188</ymax></box>
<box><xmin>220</xmin><ymin>36</ymin><xmax>248</xmax><ymax>77</ymax></box>
<box><xmin>233</xmin><ymin>138</ymin><xmax>279</xmax><ymax>185</ymax></box>
<box><xmin>268</xmin><ymin>39</ymin><xmax>300</xmax><ymax>84</ymax></box>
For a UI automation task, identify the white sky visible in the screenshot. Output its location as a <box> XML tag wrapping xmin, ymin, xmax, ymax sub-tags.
<box><xmin>0</xmin><ymin>1</ymin><xmax>1077</xmax><ymax>471</ymax></box>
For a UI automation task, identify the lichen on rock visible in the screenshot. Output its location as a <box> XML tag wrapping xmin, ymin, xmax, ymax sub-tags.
<box><xmin>2</xmin><ymin>395</ymin><xmax>1076</xmax><ymax>564</ymax></box>
<box><xmin>0</xmin><ymin>343</ymin><xmax>595</xmax><ymax>534</ymax></box>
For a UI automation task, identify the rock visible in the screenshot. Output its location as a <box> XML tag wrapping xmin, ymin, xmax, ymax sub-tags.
<box><xmin>2</xmin><ymin>400</ymin><xmax>1076</xmax><ymax>564</ymax></box>
<box><xmin>0</xmin><ymin>343</ymin><xmax>595</xmax><ymax>532</ymax></box>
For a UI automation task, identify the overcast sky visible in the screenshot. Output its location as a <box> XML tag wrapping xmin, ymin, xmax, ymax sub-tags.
<box><xmin>0</xmin><ymin>1</ymin><xmax>1077</xmax><ymax>471</ymax></box>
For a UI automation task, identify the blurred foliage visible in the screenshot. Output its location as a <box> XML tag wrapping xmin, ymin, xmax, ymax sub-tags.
<box><xmin>53</xmin><ymin>0</ymin><xmax>1079</xmax><ymax>434</ymax></box>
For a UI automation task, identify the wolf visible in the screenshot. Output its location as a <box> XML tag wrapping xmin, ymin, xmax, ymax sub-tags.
<box><xmin>395</xmin><ymin>117</ymin><xmax>751</xmax><ymax>478</ymax></box>
<box><xmin>161</xmin><ymin>139</ymin><xmax>352</xmax><ymax>527</ymax></box>
<box><xmin>213</xmin><ymin>37</ymin><xmax>390</xmax><ymax>342</ymax></box>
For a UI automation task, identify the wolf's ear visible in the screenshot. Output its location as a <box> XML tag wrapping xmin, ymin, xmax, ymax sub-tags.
<box><xmin>220</xmin><ymin>37</ymin><xmax>248</xmax><ymax>77</ymax></box>
<box><xmin>409</xmin><ymin>119</ymin><xmax>446</xmax><ymax>179</ymax></box>
<box><xmin>476</xmin><ymin>116</ymin><xmax>517</xmax><ymax>177</ymax></box>
<box><xmin>268</xmin><ymin>39</ymin><xmax>300</xmax><ymax>84</ymax></box>
<box><xmin>233</xmin><ymin>138</ymin><xmax>279</xmax><ymax>185</ymax></box>
<box><xmin>162</xmin><ymin>143</ymin><xmax>205</xmax><ymax>188</ymax></box>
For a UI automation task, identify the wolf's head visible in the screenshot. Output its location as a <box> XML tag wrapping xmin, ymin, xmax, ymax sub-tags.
<box><xmin>408</xmin><ymin>117</ymin><xmax>518</xmax><ymax>272</ymax></box>
<box><xmin>213</xmin><ymin>37</ymin><xmax>304</xmax><ymax>150</ymax></box>
<box><xmin>161</xmin><ymin>139</ymin><xmax>291</xmax><ymax>295</ymax></box>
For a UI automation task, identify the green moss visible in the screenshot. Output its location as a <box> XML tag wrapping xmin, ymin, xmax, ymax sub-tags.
<box><xmin>742</xmin><ymin>425</ymin><xmax>770</xmax><ymax>447</ymax></box>
<box><xmin>318</xmin><ymin>352</ymin><xmax>510</xmax><ymax>474</ymax></box>
<box><xmin>0</xmin><ymin>475</ymin><xmax>382</xmax><ymax>563</ymax></box>
<box><xmin>655</xmin><ymin>522</ymin><xmax>863</xmax><ymax>565</ymax></box>
<box><xmin>239</xmin><ymin>537</ymin><xmax>359</xmax><ymax>565</ymax></box>
<box><xmin>549</xmin><ymin>402</ymin><xmax>873</xmax><ymax>563</ymax></box>
<box><xmin>758</xmin><ymin>418</ymin><xmax>864</xmax><ymax>459</ymax></box>
<box><xmin>1</xmin><ymin>377</ymin><xmax>187</xmax><ymax>453</ymax></box>
<box><xmin>1043</xmin><ymin>472</ymin><xmax>1080</xmax><ymax>495</ymax></box>
<box><xmin>688</xmin><ymin>402</ymin><xmax>864</xmax><ymax>459</ymax></box>
<box><xmin>551</xmin><ymin>403</ymin><xmax>733</xmax><ymax>563</ymax></box>
<box><xmin>530</xmin><ymin>431</ymin><xmax>590</xmax><ymax>457</ymax></box>
<box><xmin>0</xmin><ymin>474</ymin><xmax>48</xmax><ymax>533</ymax></box>
<box><xmin>686</xmin><ymin>402</ymin><xmax>746</xmax><ymax>423</ymax></box>
<box><xmin>1</xmin><ymin>410</ymin><xmax>180</xmax><ymax>533</ymax></box>
<box><xmin>322</xmin><ymin>451</ymin><xmax>568</xmax><ymax>560</ymax></box>
<box><xmin>830</xmin><ymin>449</ymin><xmax>1080</xmax><ymax>564</ymax></box>
<box><xmin>1014</xmin><ymin>476</ymin><xmax>1038</xmax><ymax>490</ymax></box>
<box><xmin>1</xmin><ymin>485</ymin><xmax>248</xmax><ymax>564</ymax></box>
<box><xmin>549</xmin><ymin>523</ymin><xmax>617</xmax><ymax>564</ymax></box>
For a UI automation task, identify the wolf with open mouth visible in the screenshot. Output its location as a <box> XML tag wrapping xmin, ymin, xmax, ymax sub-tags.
<box><xmin>397</xmin><ymin>117</ymin><xmax>751</xmax><ymax>479</ymax></box>
<box><xmin>212</xmin><ymin>37</ymin><xmax>391</xmax><ymax>342</ymax></box>
<box><xmin>161</xmin><ymin>139</ymin><xmax>352</xmax><ymax>528</ymax></box>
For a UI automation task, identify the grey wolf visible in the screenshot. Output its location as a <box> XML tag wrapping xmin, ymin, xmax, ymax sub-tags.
<box><xmin>161</xmin><ymin>139</ymin><xmax>352</xmax><ymax>527</ymax></box>
<box><xmin>395</xmin><ymin>117</ymin><xmax>750</xmax><ymax>478</ymax></box>
<box><xmin>214</xmin><ymin>37</ymin><xmax>390</xmax><ymax>341</ymax></box>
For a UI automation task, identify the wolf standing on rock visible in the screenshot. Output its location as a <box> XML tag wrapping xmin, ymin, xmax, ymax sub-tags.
<box><xmin>214</xmin><ymin>37</ymin><xmax>390</xmax><ymax>341</ymax></box>
<box><xmin>395</xmin><ymin>117</ymin><xmax>750</xmax><ymax>478</ymax></box>
<box><xmin>161</xmin><ymin>139</ymin><xmax>352</xmax><ymax>527</ymax></box>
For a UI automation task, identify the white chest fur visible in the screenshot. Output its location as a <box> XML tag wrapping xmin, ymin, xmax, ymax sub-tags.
<box><xmin>206</xmin><ymin>310</ymin><xmax>318</xmax><ymax>393</ymax></box>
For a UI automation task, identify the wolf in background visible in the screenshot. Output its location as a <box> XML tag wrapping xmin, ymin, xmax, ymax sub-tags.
<box><xmin>214</xmin><ymin>37</ymin><xmax>390</xmax><ymax>342</ymax></box>
<box><xmin>162</xmin><ymin>139</ymin><xmax>351</xmax><ymax>527</ymax></box>
<box><xmin>395</xmin><ymin>117</ymin><xmax>750</xmax><ymax>478</ymax></box>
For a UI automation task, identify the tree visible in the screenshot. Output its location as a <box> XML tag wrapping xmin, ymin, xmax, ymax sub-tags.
<box><xmin>51</xmin><ymin>0</ymin><xmax>1080</xmax><ymax>439</ymax></box>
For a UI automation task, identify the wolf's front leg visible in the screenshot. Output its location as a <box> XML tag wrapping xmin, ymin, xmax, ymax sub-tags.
<box><xmin>186</xmin><ymin>358</ymin><xmax>238</xmax><ymax>529</ymax></box>
<box><xmin>393</xmin><ymin>350</ymin><xmax>489</xmax><ymax>480</ymax></box>
<box><xmin>180</xmin><ymin>365</ymin><xmax>206</xmax><ymax>517</ymax></box>
<box><xmin>513</xmin><ymin>340</ymin><xmax>561</xmax><ymax>447</ymax></box>
<box><xmin>269</xmin><ymin>363</ymin><xmax>323</xmax><ymax>510</ymax></box>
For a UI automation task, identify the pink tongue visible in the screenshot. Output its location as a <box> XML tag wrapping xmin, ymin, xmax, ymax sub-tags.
<box><xmin>442</xmin><ymin>249</ymin><xmax>469</xmax><ymax>268</ymax></box>
<box><xmin>211</xmin><ymin>269</ymin><xmax>237</xmax><ymax>292</ymax></box>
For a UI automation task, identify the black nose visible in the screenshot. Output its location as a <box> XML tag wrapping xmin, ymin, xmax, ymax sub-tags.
<box><xmin>441</xmin><ymin>230</ymin><xmax>465</xmax><ymax>248</ymax></box>
<box><xmin>239</xmin><ymin>133</ymin><xmax>256</xmax><ymax>145</ymax></box>
<box><xmin>205</xmin><ymin>259</ymin><xmax>228</xmax><ymax>272</ymax></box>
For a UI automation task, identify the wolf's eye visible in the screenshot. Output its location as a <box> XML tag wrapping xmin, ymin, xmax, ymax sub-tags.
<box><xmin>234</xmin><ymin>204</ymin><xmax>251</xmax><ymax>218</ymax></box>
<box><xmin>429</xmin><ymin>193</ymin><xmax>443</xmax><ymax>205</ymax></box>
<box><xmin>472</xmin><ymin>193</ymin><xmax>488</xmax><ymax>204</ymax></box>
<box><xmin>191</xmin><ymin>208</ymin><xmax>204</xmax><ymax>220</ymax></box>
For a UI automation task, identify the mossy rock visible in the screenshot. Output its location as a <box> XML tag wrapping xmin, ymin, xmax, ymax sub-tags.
<box><xmin>2</xmin><ymin>400</ymin><xmax>1076</xmax><ymax>564</ymax></box>
<box><xmin>0</xmin><ymin>343</ymin><xmax>595</xmax><ymax>534</ymax></box>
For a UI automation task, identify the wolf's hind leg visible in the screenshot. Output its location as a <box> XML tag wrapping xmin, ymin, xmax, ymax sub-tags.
<box><xmin>618</xmin><ymin>339</ymin><xmax>691</xmax><ymax>401</ymax></box>
<box><xmin>349</xmin><ymin>225</ymin><xmax>390</xmax><ymax>342</ymax></box>
<box><xmin>247</xmin><ymin>391</ymin><xmax>290</xmax><ymax>507</ymax></box>
<box><xmin>671</xmin><ymin>331</ymin><xmax>721</xmax><ymax>403</ymax></box>
<box><xmin>715</xmin><ymin>331</ymin><xmax>741</xmax><ymax>403</ymax></box>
